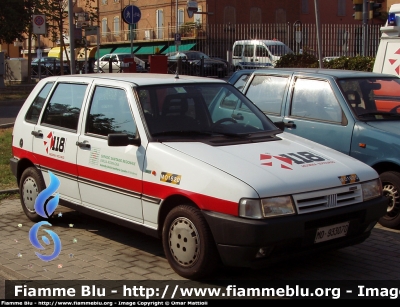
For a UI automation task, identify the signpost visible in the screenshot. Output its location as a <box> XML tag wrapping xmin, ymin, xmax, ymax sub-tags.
<box><xmin>33</xmin><ymin>14</ymin><xmax>46</xmax><ymax>79</ymax></box>
<box><xmin>122</xmin><ymin>5</ymin><xmax>141</xmax><ymax>57</ymax></box>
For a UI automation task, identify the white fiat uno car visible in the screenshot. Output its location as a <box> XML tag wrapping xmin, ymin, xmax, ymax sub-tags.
<box><xmin>10</xmin><ymin>73</ymin><xmax>387</xmax><ymax>279</ymax></box>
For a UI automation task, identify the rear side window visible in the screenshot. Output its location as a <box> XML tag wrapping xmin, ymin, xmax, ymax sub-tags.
<box><xmin>243</xmin><ymin>44</ymin><xmax>254</xmax><ymax>57</ymax></box>
<box><xmin>25</xmin><ymin>82</ymin><xmax>54</xmax><ymax>124</ymax></box>
<box><xmin>256</xmin><ymin>45</ymin><xmax>268</xmax><ymax>57</ymax></box>
<box><xmin>246</xmin><ymin>75</ymin><xmax>289</xmax><ymax>115</ymax></box>
<box><xmin>41</xmin><ymin>83</ymin><xmax>87</xmax><ymax>131</ymax></box>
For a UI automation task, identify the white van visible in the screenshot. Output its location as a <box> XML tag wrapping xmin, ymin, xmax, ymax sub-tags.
<box><xmin>232</xmin><ymin>39</ymin><xmax>293</xmax><ymax>70</ymax></box>
<box><xmin>373</xmin><ymin>4</ymin><xmax>400</xmax><ymax>75</ymax></box>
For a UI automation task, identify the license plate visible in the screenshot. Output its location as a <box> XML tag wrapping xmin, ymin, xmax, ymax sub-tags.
<box><xmin>314</xmin><ymin>222</ymin><xmax>349</xmax><ymax>243</ymax></box>
<box><xmin>217</xmin><ymin>68</ymin><xmax>223</xmax><ymax>71</ymax></box>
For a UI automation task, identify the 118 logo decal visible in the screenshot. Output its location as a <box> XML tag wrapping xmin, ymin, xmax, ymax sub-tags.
<box><xmin>28</xmin><ymin>171</ymin><xmax>62</xmax><ymax>261</ymax></box>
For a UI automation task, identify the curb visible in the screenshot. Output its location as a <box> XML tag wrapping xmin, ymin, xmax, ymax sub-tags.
<box><xmin>0</xmin><ymin>123</ymin><xmax>14</xmax><ymax>129</ymax></box>
<box><xmin>0</xmin><ymin>189</ymin><xmax>19</xmax><ymax>195</ymax></box>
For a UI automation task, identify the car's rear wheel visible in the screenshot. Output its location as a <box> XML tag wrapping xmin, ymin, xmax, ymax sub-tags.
<box><xmin>378</xmin><ymin>171</ymin><xmax>400</xmax><ymax>229</ymax></box>
<box><xmin>162</xmin><ymin>205</ymin><xmax>219</xmax><ymax>279</ymax></box>
<box><xmin>19</xmin><ymin>167</ymin><xmax>46</xmax><ymax>222</ymax></box>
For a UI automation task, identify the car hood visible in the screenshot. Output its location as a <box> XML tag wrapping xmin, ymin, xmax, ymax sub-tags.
<box><xmin>163</xmin><ymin>133</ymin><xmax>377</xmax><ymax>196</ymax></box>
<box><xmin>365</xmin><ymin>120</ymin><xmax>400</xmax><ymax>136</ymax></box>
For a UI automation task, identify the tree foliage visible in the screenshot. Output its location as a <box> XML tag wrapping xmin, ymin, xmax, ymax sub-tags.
<box><xmin>0</xmin><ymin>0</ymin><xmax>30</xmax><ymax>44</ymax></box>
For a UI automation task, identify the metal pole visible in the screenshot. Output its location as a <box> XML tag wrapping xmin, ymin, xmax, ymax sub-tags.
<box><xmin>69</xmin><ymin>0</ymin><xmax>75</xmax><ymax>74</ymax></box>
<box><xmin>362</xmin><ymin>0</ymin><xmax>368</xmax><ymax>56</ymax></box>
<box><xmin>314</xmin><ymin>0</ymin><xmax>323</xmax><ymax>68</ymax></box>
<box><xmin>38</xmin><ymin>34</ymin><xmax>42</xmax><ymax>79</ymax></box>
<box><xmin>176</xmin><ymin>0</ymin><xmax>179</xmax><ymax>52</ymax></box>
<box><xmin>84</xmin><ymin>37</ymin><xmax>88</xmax><ymax>74</ymax></box>
<box><xmin>96</xmin><ymin>26</ymin><xmax>100</xmax><ymax>73</ymax></box>
<box><xmin>130</xmin><ymin>0</ymin><xmax>134</xmax><ymax>57</ymax></box>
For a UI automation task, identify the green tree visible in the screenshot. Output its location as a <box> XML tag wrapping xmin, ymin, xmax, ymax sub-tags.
<box><xmin>0</xmin><ymin>0</ymin><xmax>30</xmax><ymax>44</ymax></box>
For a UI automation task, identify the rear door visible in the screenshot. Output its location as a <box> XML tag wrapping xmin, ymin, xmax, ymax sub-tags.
<box><xmin>243</xmin><ymin>72</ymin><xmax>290</xmax><ymax>122</ymax></box>
<box><xmin>32</xmin><ymin>80</ymin><xmax>90</xmax><ymax>203</ymax></box>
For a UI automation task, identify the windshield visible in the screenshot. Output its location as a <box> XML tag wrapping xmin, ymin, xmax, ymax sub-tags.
<box><xmin>136</xmin><ymin>83</ymin><xmax>280</xmax><ymax>141</ymax></box>
<box><xmin>338</xmin><ymin>77</ymin><xmax>400</xmax><ymax>119</ymax></box>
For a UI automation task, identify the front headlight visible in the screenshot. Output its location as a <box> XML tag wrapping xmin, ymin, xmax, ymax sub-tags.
<box><xmin>362</xmin><ymin>178</ymin><xmax>382</xmax><ymax>201</ymax></box>
<box><xmin>239</xmin><ymin>196</ymin><xmax>295</xmax><ymax>219</ymax></box>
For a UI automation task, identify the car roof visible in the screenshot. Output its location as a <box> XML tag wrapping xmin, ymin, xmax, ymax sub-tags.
<box><xmin>249</xmin><ymin>68</ymin><xmax>398</xmax><ymax>79</ymax></box>
<box><xmin>41</xmin><ymin>73</ymin><xmax>227</xmax><ymax>86</ymax></box>
<box><xmin>234</xmin><ymin>40</ymin><xmax>287</xmax><ymax>45</ymax></box>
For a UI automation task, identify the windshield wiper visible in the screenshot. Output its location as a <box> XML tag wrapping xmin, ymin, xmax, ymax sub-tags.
<box><xmin>358</xmin><ymin>112</ymin><xmax>400</xmax><ymax>118</ymax></box>
<box><xmin>151</xmin><ymin>130</ymin><xmax>214</xmax><ymax>137</ymax></box>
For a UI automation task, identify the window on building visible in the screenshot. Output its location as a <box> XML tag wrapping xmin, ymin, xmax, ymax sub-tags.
<box><xmin>275</xmin><ymin>8</ymin><xmax>287</xmax><ymax>23</ymax></box>
<box><xmin>224</xmin><ymin>6</ymin><xmax>236</xmax><ymax>25</ymax></box>
<box><xmin>338</xmin><ymin>0</ymin><xmax>346</xmax><ymax>16</ymax></box>
<box><xmin>302</xmin><ymin>0</ymin><xmax>309</xmax><ymax>14</ymax></box>
<box><xmin>102</xmin><ymin>18</ymin><xmax>107</xmax><ymax>36</ymax></box>
<box><xmin>156</xmin><ymin>10</ymin><xmax>164</xmax><ymax>39</ymax></box>
<box><xmin>101</xmin><ymin>0</ymin><xmax>107</xmax><ymax>5</ymax></box>
<box><xmin>194</xmin><ymin>5</ymin><xmax>202</xmax><ymax>26</ymax></box>
<box><xmin>250</xmin><ymin>7</ymin><xmax>261</xmax><ymax>24</ymax></box>
<box><xmin>114</xmin><ymin>16</ymin><xmax>120</xmax><ymax>36</ymax></box>
<box><xmin>178</xmin><ymin>9</ymin><xmax>184</xmax><ymax>28</ymax></box>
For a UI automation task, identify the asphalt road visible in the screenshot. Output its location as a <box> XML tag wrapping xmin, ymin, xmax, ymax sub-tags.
<box><xmin>0</xmin><ymin>99</ymin><xmax>24</xmax><ymax>127</ymax></box>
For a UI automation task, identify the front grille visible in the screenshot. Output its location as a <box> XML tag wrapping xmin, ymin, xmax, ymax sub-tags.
<box><xmin>293</xmin><ymin>184</ymin><xmax>363</xmax><ymax>214</ymax></box>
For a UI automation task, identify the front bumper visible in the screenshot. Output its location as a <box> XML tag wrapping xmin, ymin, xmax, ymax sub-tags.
<box><xmin>202</xmin><ymin>196</ymin><xmax>388</xmax><ymax>268</ymax></box>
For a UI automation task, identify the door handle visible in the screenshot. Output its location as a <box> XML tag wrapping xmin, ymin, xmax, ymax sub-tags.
<box><xmin>76</xmin><ymin>141</ymin><xmax>91</xmax><ymax>149</ymax></box>
<box><xmin>285</xmin><ymin>121</ymin><xmax>296</xmax><ymax>128</ymax></box>
<box><xmin>232</xmin><ymin>113</ymin><xmax>244</xmax><ymax>120</ymax></box>
<box><xmin>31</xmin><ymin>130</ymin><xmax>43</xmax><ymax>138</ymax></box>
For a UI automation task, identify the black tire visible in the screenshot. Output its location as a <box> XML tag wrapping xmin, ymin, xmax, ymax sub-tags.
<box><xmin>19</xmin><ymin>167</ymin><xmax>47</xmax><ymax>222</ymax></box>
<box><xmin>378</xmin><ymin>171</ymin><xmax>400</xmax><ymax>229</ymax></box>
<box><xmin>162</xmin><ymin>205</ymin><xmax>219</xmax><ymax>280</ymax></box>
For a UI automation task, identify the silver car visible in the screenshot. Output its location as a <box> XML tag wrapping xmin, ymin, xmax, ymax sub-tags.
<box><xmin>94</xmin><ymin>53</ymin><xmax>146</xmax><ymax>73</ymax></box>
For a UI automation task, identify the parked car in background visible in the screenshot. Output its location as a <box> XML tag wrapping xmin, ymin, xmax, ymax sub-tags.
<box><xmin>31</xmin><ymin>57</ymin><xmax>70</xmax><ymax>76</ymax></box>
<box><xmin>228</xmin><ymin>68</ymin><xmax>400</xmax><ymax>229</ymax></box>
<box><xmin>94</xmin><ymin>53</ymin><xmax>146</xmax><ymax>73</ymax></box>
<box><xmin>166</xmin><ymin>50</ymin><xmax>227</xmax><ymax>78</ymax></box>
<box><xmin>232</xmin><ymin>39</ymin><xmax>293</xmax><ymax>70</ymax></box>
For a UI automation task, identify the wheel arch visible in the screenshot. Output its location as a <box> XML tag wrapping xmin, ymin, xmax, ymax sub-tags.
<box><xmin>372</xmin><ymin>161</ymin><xmax>400</xmax><ymax>176</ymax></box>
<box><xmin>157</xmin><ymin>194</ymin><xmax>198</xmax><ymax>238</ymax></box>
<box><xmin>16</xmin><ymin>158</ymin><xmax>37</xmax><ymax>187</ymax></box>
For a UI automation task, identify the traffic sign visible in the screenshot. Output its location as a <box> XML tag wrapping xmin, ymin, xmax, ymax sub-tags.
<box><xmin>33</xmin><ymin>14</ymin><xmax>46</xmax><ymax>35</ymax></box>
<box><xmin>122</xmin><ymin>5</ymin><xmax>141</xmax><ymax>25</ymax></box>
<box><xmin>174</xmin><ymin>33</ymin><xmax>181</xmax><ymax>45</ymax></box>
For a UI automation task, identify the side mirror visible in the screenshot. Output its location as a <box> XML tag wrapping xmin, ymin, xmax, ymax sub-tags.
<box><xmin>108</xmin><ymin>133</ymin><xmax>141</xmax><ymax>146</ymax></box>
<box><xmin>273</xmin><ymin>121</ymin><xmax>285</xmax><ymax>131</ymax></box>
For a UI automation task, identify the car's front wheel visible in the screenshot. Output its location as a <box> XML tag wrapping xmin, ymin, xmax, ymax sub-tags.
<box><xmin>378</xmin><ymin>171</ymin><xmax>400</xmax><ymax>229</ymax></box>
<box><xmin>19</xmin><ymin>167</ymin><xmax>47</xmax><ymax>222</ymax></box>
<box><xmin>162</xmin><ymin>205</ymin><xmax>219</xmax><ymax>279</ymax></box>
